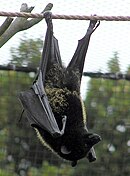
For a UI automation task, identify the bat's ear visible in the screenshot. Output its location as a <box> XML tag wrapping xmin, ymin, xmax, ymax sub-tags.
<box><xmin>61</xmin><ymin>145</ymin><xmax>71</xmax><ymax>154</ymax></box>
<box><xmin>86</xmin><ymin>148</ymin><xmax>96</xmax><ymax>162</ymax></box>
<box><xmin>84</xmin><ymin>133</ymin><xmax>101</xmax><ymax>148</ymax></box>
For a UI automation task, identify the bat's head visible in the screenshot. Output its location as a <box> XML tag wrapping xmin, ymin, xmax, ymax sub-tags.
<box><xmin>55</xmin><ymin>93</ymin><xmax>101</xmax><ymax>165</ymax></box>
<box><xmin>59</xmin><ymin>130</ymin><xmax>101</xmax><ymax>165</ymax></box>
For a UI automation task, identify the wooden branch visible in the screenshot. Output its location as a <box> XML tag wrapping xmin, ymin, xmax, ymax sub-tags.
<box><xmin>0</xmin><ymin>17</ymin><xmax>13</xmax><ymax>36</ymax></box>
<box><xmin>26</xmin><ymin>3</ymin><xmax>53</xmax><ymax>29</ymax></box>
<box><xmin>0</xmin><ymin>3</ymin><xmax>53</xmax><ymax>48</ymax></box>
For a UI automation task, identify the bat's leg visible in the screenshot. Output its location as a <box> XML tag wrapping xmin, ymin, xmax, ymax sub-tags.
<box><xmin>44</xmin><ymin>11</ymin><xmax>53</xmax><ymax>26</ymax></box>
<box><xmin>67</xmin><ymin>18</ymin><xmax>100</xmax><ymax>82</ymax></box>
<box><xmin>86</xmin><ymin>18</ymin><xmax>100</xmax><ymax>36</ymax></box>
<box><xmin>38</xmin><ymin>11</ymin><xmax>53</xmax><ymax>82</ymax></box>
<box><xmin>39</xmin><ymin>11</ymin><xmax>62</xmax><ymax>83</ymax></box>
<box><xmin>43</xmin><ymin>12</ymin><xmax>62</xmax><ymax>69</ymax></box>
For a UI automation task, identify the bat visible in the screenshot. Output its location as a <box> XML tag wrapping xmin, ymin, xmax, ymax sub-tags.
<box><xmin>19</xmin><ymin>11</ymin><xmax>101</xmax><ymax>167</ymax></box>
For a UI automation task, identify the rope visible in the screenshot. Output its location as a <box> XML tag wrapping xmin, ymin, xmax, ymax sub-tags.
<box><xmin>0</xmin><ymin>11</ymin><xmax>130</xmax><ymax>21</ymax></box>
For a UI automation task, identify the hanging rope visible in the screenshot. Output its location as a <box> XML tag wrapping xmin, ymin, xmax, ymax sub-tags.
<box><xmin>0</xmin><ymin>11</ymin><xmax>130</xmax><ymax>21</ymax></box>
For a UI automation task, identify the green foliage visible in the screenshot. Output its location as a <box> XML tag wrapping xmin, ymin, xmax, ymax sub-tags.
<box><xmin>0</xmin><ymin>70</ymin><xmax>36</xmax><ymax>175</ymax></box>
<box><xmin>107</xmin><ymin>52</ymin><xmax>120</xmax><ymax>72</ymax></box>
<box><xmin>28</xmin><ymin>162</ymin><xmax>74</xmax><ymax>176</ymax></box>
<box><xmin>10</xmin><ymin>36</ymin><xmax>43</xmax><ymax>67</ymax></box>
<box><xmin>0</xmin><ymin>169</ymin><xmax>17</xmax><ymax>176</ymax></box>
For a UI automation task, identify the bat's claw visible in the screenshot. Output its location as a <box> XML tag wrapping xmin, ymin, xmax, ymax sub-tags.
<box><xmin>44</xmin><ymin>11</ymin><xmax>52</xmax><ymax>24</ymax></box>
<box><xmin>87</xmin><ymin>15</ymin><xmax>100</xmax><ymax>35</ymax></box>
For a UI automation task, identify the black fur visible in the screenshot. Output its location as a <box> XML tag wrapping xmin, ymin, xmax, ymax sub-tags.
<box><xmin>35</xmin><ymin>64</ymin><xmax>101</xmax><ymax>163</ymax></box>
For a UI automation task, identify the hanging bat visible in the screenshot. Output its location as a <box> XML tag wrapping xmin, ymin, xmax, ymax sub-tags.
<box><xmin>19</xmin><ymin>12</ymin><xmax>101</xmax><ymax>167</ymax></box>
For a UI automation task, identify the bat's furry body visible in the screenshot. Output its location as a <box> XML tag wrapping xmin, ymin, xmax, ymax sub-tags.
<box><xmin>35</xmin><ymin>63</ymin><xmax>100</xmax><ymax>164</ymax></box>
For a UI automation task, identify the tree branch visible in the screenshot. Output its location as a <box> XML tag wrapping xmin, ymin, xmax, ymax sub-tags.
<box><xmin>0</xmin><ymin>17</ymin><xmax>14</xmax><ymax>36</ymax></box>
<box><xmin>24</xmin><ymin>3</ymin><xmax>53</xmax><ymax>29</ymax></box>
<box><xmin>0</xmin><ymin>3</ymin><xmax>53</xmax><ymax>48</ymax></box>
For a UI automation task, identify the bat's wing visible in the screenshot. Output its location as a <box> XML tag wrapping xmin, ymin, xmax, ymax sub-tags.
<box><xmin>67</xmin><ymin>19</ymin><xmax>100</xmax><ymax>163</ymax></box>
<box><xmin>67</xmin><ymin>19</ymin><xmax>100</xmax><ymax>85</ymax></box>
<box><xmin>19</xmin><ymin>12</ymin><xmax>66</xmax><ymax>137</ymax></box>
<box><xmin>39</xmin><ymin>12</ymin><xmax>62</xmax><ymax>84</ymax></box>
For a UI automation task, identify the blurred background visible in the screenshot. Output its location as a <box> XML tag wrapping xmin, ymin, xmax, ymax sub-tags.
<box><xmin>0</xmin><ymin>0</ymin><xmax>130</xmax><ymax>175</ymax></box>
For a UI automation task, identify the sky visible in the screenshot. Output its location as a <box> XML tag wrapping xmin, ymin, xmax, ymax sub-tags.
<box><xmin>1</xmin><ymin>0</ymin><xmax>130</xmax><ymax>97</ymax></box>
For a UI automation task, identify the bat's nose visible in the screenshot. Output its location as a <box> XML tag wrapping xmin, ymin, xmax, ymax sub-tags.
<box><xmin>71</xmin><ymin>160</ymin><xmax>77</xmax><ymax>167</ymax></box>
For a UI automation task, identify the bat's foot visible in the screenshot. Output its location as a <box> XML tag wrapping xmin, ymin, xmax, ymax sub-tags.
<box><xmin>44</xmin><ymin>11</ymin><xmax>52</xmax><ymax>24</ymax></box>
<box><xmin>87</xmin><ymin>15</ymin><xmax>100</xmax><ymax>35</ymax></box>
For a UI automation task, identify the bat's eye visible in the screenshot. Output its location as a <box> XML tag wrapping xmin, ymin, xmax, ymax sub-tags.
<box><xmin>61</xmin><ymin>145</ymin><xmax>71</xmax><ymax>155</ymax></box>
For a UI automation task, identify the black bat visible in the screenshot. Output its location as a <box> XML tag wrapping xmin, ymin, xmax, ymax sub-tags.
<box><xmin>19</xmin><ymin>12</ymin><xmax>101</xmax><ymax>167</ymax></box>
